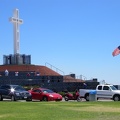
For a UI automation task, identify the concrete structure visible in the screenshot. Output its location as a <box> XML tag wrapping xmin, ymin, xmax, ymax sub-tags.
<box><xmin>3</xmin><ymin>54</ymin><xmax>31</xmax><ymax>65</ymax></box>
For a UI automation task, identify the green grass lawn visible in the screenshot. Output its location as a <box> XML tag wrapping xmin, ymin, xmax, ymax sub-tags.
<box><xmin>0</xmin><ymin>101</ymin><xmax>120</xmax><ymax>120</ymax></box>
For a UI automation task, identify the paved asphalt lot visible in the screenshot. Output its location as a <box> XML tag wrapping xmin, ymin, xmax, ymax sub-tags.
<box><xmin>2</xmin><ymin>98</ymin><xmax>113</xmax><ymax>102</ymax></box>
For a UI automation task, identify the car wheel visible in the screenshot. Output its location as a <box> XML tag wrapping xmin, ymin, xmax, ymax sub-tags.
<box><xmin>26</xmin><ymin>100</ymin><xmax>32</xmax><ymax>102</ymax></box>
<box><xmin>64</xmin><ymin>96</ymin><xmax>69</xmax><ymax>101</ymax></box>
<box><xmin>42</xmin><ymin>96</ymin><xmax>48</xmax><ymax>101</ymax></box>
<box><xmin>26</xmin><ymin>98</ymin><xmax>32</xmax><ymax>102</ymax></box>
<box><xmin>0</xmin><ymin>95</ymin><xmax>3</xmax><ymax>101</ymax></box>
<box><xmin>77</xmin><ymin>96</ymin><xmax>82</xmax><ymax>102</ymax></box>
<box><xmin>113</xmin><ymin>95</ymin><xmax>120</xmax><ymax>101</ymax></box>
<box><xmin>11</xmin><ymin>96</ymin><xmax>16</xmax><ymax>101</ymax></box>
<box><xmin>85</xmin><ymin>94</ymin><xmax>89</xmax><ymax>101</ymax></box>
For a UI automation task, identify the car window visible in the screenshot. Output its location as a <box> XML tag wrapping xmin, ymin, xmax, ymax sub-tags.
<box><xmin>103</xmin><ymin>86</ymin><xmax>109</xmax><ymax>90</ymax></box>
<box><xmin>110</xmin><ymin>86</ymin><xmax>117</xmax><ymax>90</ymax></box>
<box><xmin>14</xmin><ymin>86</ymin><xmax>25</xmax><ymax>91</ymax></box>
<box><xmin>0</xmin><ymin>85</ymin><xmax>10</xmax><ymax>90</ymax></box>
<box><xmin>42</xmin><ymin>89</ymin><xmax>54</xmax><ymax>93</ymax></box>
<box><xmin>97</xmin><ymin>86</ymin><xmax>102</xmax><ymax>90</ymax></box>
<box><xmin>33</xmin><ymin>89</ymin><xmax>40</xmax><ymax>93</ymax></box>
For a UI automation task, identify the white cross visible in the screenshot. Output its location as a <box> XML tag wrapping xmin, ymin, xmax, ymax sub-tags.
<box><xmin>9</xmin><ymin>9</ymin><xmax>23</xmax><ymax>55</ymax></box>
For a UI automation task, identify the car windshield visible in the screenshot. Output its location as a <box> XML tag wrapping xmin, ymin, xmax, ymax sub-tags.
<box><xmin>110</xmin><ymin>86</ymin><xmax>117</xmax><ymax>90</ymax></box>
<box><xmin>12</xmin><ymin>85</ymin><xmax>26</xmax><ymax>91</ymax></box>
<box><xmin>42</xmin><ymin>89</ymin><xmax>54</xmax><ymax>93</ymax></box>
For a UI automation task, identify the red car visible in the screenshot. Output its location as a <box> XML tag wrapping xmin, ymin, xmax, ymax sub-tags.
<box><xmin>28</xmin><ymin>88</ymin><xmax>62</xmax><ymax>101</ymax></box>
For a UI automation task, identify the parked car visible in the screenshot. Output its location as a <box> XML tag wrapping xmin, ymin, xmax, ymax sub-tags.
<box><xmin>0</xmin><ymin>84</ymin><xmax>32</xmax><ymax>101</ymax></box>
<box><xmin>79</xmin><ymin>84</ymin><xmax>120</xmax><ymax>101</ymax></box>
<box><xmin>28</xmin><ymin>88</ymin><xmax>62</xmax><ymax>101</ymax></box>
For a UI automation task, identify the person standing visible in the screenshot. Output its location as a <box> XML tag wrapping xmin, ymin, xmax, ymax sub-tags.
<box><xmin>5</xmin><ymin>69</ymin><xmax>9</xmax><ymax>76</ymax></box>
<box><xmin>83</xmin><ymin>83</ymin><xmax>87</xmax><ymax>89</ymax></box>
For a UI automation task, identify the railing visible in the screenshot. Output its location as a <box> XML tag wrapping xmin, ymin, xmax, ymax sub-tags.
<box><xmin>99</xmin><ymin>80</ymin><xmax>106</xmax><ymax>85</ymax></box>
<box><xmin>79</xmin><ymin>75</ymin><xmax>87</xmax><ymax>80</ymax></box>
<box><xmin>45</xmin><ymin>62</ymin><xmax>64</xmax><ymax>75</ymax></box>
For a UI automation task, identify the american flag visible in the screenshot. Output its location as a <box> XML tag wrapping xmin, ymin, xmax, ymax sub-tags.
<box><xmin>112</xmin><ymin>46</ymin><xmax>120</xmax><ymax>57</ymax></box>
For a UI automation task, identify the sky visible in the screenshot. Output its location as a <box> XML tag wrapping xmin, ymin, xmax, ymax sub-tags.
<box><xmin>1</xmin><ymin>0</ymin><xmax>120</xmax><ymax>85</ymax></box>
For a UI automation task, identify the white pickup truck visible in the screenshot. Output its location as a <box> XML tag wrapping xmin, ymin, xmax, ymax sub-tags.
<box><xmin>79</xmin><ymin>84</ymin><xmax>120</xmax><ymax>101</ymax></box>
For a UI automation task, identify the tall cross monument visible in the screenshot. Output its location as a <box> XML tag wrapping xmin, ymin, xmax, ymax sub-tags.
<box><xmin>3</xmin><ymin>9</ymin><xmax>31</xmax><ymax>65</ymax></box>
<box><xmin>9</xmin><ymin>9</ymin><xmax>23</xmax><ymax>55</ymax></box>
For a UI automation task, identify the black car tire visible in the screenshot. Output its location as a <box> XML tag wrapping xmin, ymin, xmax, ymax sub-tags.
<box><xmin>11</xmin><ymin>96</ymin><xmax>16</xmax><ymax>101</ymax></box>
<box><xmin>42</xmin><ymin>96</ymin><xmax>48</xmax><ymax>101</ymax></box>
<box><xmin>85</xmin><ymin>94</ymin><xmax>89</xmax><ymax>101</ymax></box>
<box><xmin>0</xmin><ymin>95</ymin><xmax>3</xmax><ymax>101</ymax></box>
<box><xmin>77</xmin><ymin>96</ymin><xmax>82</xmax><ymax>102</ymax></box>
<box><xmin>64</xmin><ymin>96</ymin><xmax>69</xmax><ymax>101</ymax></box>
<box><xmin>26</xmin><ymin>99</ymin><xmax>32</xmax><ymax>102</ymax></box>
<box><xmin>113</xmin><ymin>95</ymin><xmax>120</xmax><ymax>101</ymax></box>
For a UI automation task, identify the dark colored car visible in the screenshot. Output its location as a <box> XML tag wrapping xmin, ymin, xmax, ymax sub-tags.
<box><xmin>0</xmin><ymin>84</ymin><xmax>32</xmax><ymax>101</ymax></box>
<box><xmin>28</xmin><ymin>88</ymin><xmax>62</xmax><ymax>101</ymax></box>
